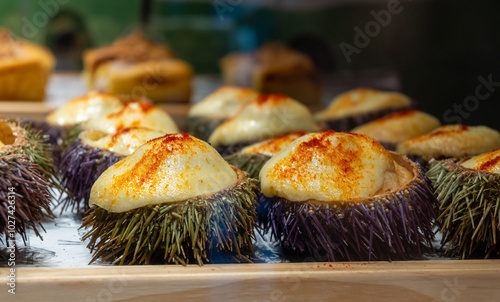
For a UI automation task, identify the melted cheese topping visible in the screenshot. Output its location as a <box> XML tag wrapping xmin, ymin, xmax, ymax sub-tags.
<box><xmin>188</xmin><ymin>86</ymin><xmax>259</xmax><ymax>118</ymax></box>
<box><xmin>208</xmin><ymin>94</ymin><xmax>320</xmax><ymax>146</ymax></box>
<box><xmin>314</xmin><ymin>88</ymin><xmax>411</xmax><ymax>121</ymax></box>
<box><xmin>461</xmin><ymin>148</ymin><xmax>500</xmax><ymax>173</ymax></box>
<box><xmin>46</xmin><ymin>91</ymin><xmax>124</xmax><ymax>126</ymax></box>
<box><xmin>80</xmin><ymin>128</ymin><xmax>166</xmax><ymax>155</ymax></box>
<box><xmin>90</xmin><ymin>133</ymin><xmax>238</xmax><ymax>213</ymax></box>
<box><xmin>351</xmin><ymin>110</ymin><xmax>441</xmax><ymax>144</ymax></box>
<box><xmin>240</xmin><ymin>131</ymin><xmax>309</xmax><ymax>156</ymax></box>
<box><xmin>85</xmin><ymin>101</ymin><xmax>179</xmax><ymax>134</ymax></box>
<box><xmin>397</xmin><ymin>125</ymin><xmax>500</xmax><ymax>160</ymax></box>
<box><xmin>260</xmin><ymin>131</ymin><xmax>411</xmax><ymax>202</ymax></box>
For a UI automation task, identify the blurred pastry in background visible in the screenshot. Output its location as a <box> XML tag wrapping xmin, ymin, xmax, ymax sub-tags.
<box><xmin>83</xmin><ymin>31</ymin><xmax>193</xmax><ymax>103</ymax></box>
<box><xmin>259</xmin><ymin>131</ymin><xmax>437</xmax><ymax>261</ymax></box>
<box><xmin>427</xmin><ymin>148</ymin><xmax>500</xmax><ymax>259</ymax></box>
<box><xmin>315</xmin><ymin>88</ymin><xmax>412</xmax><ymax>132</ymax></box>
<box><xmin>44</xmin><ymin>91</ymin><xmax>178</xmax><ymax>162</ymax></box>
<box><xmin>0</xmin><ymin>29</ymin><xmax>55</xmax><ymax>101</ymax></box>
<box><xmin>220</xmin><ymin>42</ymin><xmax>321</xmax><ymax>108</ymax></box>
<box><xmin>351</xmin><ymin>110</ymin><xmax>441</xmax><ymax>150</ymax></box>
<box><xmin>186</xmin><ymin>85</ymin><xmax>259</xmax><ymax>141</ymax></box>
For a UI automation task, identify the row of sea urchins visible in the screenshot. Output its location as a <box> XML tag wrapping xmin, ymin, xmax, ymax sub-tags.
<box><xmin>2</xmin><ymin>87</ymin><xmax>500</xmax><ymax>265</ymax></box>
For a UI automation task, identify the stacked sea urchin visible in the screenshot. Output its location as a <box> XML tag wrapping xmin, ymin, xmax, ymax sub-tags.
<box><xmin>81</xmin><ymin>133</ymin><xmax>259</xmax><ymax>265</ymax></box>
<box><xmin>208</xmin><ymin>94</ymin><xmax>319</xmax><ymax>156</ymax></box>
<box><xmin>260</xmin><ymin>131</ymin><xmax>438</xmax><ymax>261</ymax></box>
<box><xmin>314</xmin><ymin>88</ymin><xmax>412</xmax><ymax>132</ymax></box>
<box><xmin>58</xmin><ymin>127</ymin><xmax>166</xmax><ymax>213</ymax></box>
<box><xmin>427</xmin><ymin>148</ymin><xmax>500</xmax><ymax>259</ymax></box>
<box><xmin>225</xmin><ymin>131</ymin><xmax>310</xmax><ymax>224</ymax></box>
<box><xmin>0</xmin><ymin>118</ymin><xmax>55</xmax><ymax>244</ymax></box>
<box><xmin>351</xmin><ymin>110</ymin><xmax>441</xmax><ymax>151</ymax></box>
<box><xmin>186</xmin><ymin>85</ymin><xmax>259</xmax><ymax>141</ymax></box>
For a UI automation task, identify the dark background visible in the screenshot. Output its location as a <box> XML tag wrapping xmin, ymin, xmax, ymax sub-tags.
<box><xmin>1</xmin><ymin>0</ymin><xmax>499</xmax><ymax>128</ymax></box>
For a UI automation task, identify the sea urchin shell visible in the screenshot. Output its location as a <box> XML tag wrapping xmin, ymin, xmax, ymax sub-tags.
<box><xmin>260</xmin><ymin>131</ymin><xmax>438</xmax><ymax>261</ymax></box>
<box><xmin>81</xmin><ymin>133</ymin><xmax>259</xmax><ymax>265</ymax></box>
<box><xmin>427</xmin><ymin>156</ymin><xmax>500</xmax><ymax>259</ymax></box>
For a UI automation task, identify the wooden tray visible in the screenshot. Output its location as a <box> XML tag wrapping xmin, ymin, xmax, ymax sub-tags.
<box><xmin>1</xmin><ymin>260</ymin><xmax>499</xmax><ymax>301</ymax></box>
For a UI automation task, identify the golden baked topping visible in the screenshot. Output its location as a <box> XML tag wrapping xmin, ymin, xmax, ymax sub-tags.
<box><xmin>90</xmin><ymin>133</ymin><xmax>237</xmax><ymax>212</ymax></box>
<box><xmin>188</xmin><ymin>85</ymin><xmax>259</xmax><ymax>118</ymax></box>
<box><xmin>84</xmin><ymin>31</ymin><xmax>174</xmax><ymax>74</ymax></box>
<box><xmin>397</xmin><ymin>125</ymin><xmax>500</xmax><ymax>160</ymax></box>
<box><xmin>208</xmin><ymin>94</ymin><xmax>320</xmax><ymax>146</ymax></box>
<box><xmin>80</xmin><ymin>127</ymin><xmax>166</xmax><ymax>156</ymax></box>
<box><xmin>314</xmin><ymin>88</ymin><xmax>411</xmax><ymax>121</ymax></box>
<box><xmin>46</xmin><ymin>91</ymin><xmax>124</xmax><ymax>126</ymax></box>
<box><xmin>240</xmin><ymin>131</ymin><xmax>309</xmax><ymax>156</ymax></box>
<box><xmin>260</xmin><ymin>131</ymin><xmax>411</xmax><ymax>202</ymax></box>
<box><xmin>351</xmin><ymin>110</ymin><xmax>441</xmax><ymax>144</ymax></box>
<box><xmin>461</xmin><ymin>148</ymin><xmax>500</xmax><ymax>173</ymax></box>
<box><xmin>85</xmin><ymin>101</ymin><xmax>179</xmax><ymax>134</ymax></box>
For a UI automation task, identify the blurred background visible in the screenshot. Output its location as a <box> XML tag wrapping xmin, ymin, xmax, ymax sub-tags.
<box><xmin>0</xmin><ymin>0</ymin><xmax>498</xmax><ymax>127</ymax></box>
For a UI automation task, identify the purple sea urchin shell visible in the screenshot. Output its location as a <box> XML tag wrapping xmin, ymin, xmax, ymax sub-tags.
<box><xmin>58</xmin><ymin>139</ymin><xmax>124</xmax><ymax>213</ymax></box>
<box><xmin>263</xmin><ymin>157</ymin><xmax>438</xmax><ymax>262</ymax></box>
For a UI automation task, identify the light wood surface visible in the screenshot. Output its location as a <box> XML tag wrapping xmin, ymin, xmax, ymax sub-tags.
<box><xmin>1</xmin><ymin>260</ymin><xmax>499</xmax><ymax>301</ymax></box>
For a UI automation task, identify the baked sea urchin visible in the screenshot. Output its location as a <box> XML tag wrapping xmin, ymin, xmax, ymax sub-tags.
<box><xmin>208</xmin><ymin>94</ymin><xmax>319</xmax><ymax>156</ymax></box>
<box><xmin>0</xmin><ymin>118</ymin><xmax>54</xmax><ymax>244</ymax></box>
<box><xmin>314</xmin><ymin>88</ymin><xmax>412</xmax><ymax>132</ymax></box>
<box><xmin>260</xmin><ymin>131</ymin><xmax>438</xmax><ymax>261</ymax></box>
<box><xmin>81</xmin><ymin>133</ymin><xmax>259</xmax><ymax>265</ymax></box>
<box><xmin>58</xmin><ymin>127</ymin><xmax>166</xmax><ymax>213</ymax></box>
<box><xmin>427</xmin><ymin>148</ymin><xmax>500</xmax><ymax>259</ymax></box>
<box><xmin>186</xmin><ymin>85</ymin><xmax>259</xmax><ymax>141</ymax></box>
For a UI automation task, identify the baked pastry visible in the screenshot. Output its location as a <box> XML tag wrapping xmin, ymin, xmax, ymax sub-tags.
<box><xmin>0</xmin><ymin>29</ymin><xmax>54</xmax><ymax>101</ymax></box>
<box><xmin>315</xmin><ymin>88</ymin><xmax>412</xmax><ymax>131</ymax></box>
<box><xmin>81</xmin><ymin>133</ymin><xmax>259</xmax><ymax>265</ymax></box>
<box><xmin>427</xmin><ymin>148</ymin><xmax>500</xmax><ymax>258</ymax></box>
<box><xmin>0</xmin><ymin>118</ymin><xmax>55</xmax><ymax>247</ymax></box>
<box><xmin>58</xmin><ymin>127</ymin><xmax>166</xmax><ymax>213</ymax></box>
<box><xmin>259</xmin><ymin>131</ymin><xmax>438</xmax><ymax>261</ymax></box>
<box><xmin>397</xmin><ymin>125</ymin><xmax>500</xmax><ymax>166</ymax></box>
<box><xmin>351</xmin><ymin>110</ymin><xmax>441</xmax><ymax>150</ymax></box>
<box><xmin>186</xmin><ymin>85</ymin><xmax>259</xmax><ymax>141</ymax></box>
<box><xmin>83</xmin><ymin>32</ymin><xmax>192</xmax><ymax>103</ymax></box>
<box><xmin>220</xmin><ymin>43</ymin><xmax>321</xmax><ymax>108</ymax></box>
<box><xmin>208</xmin><ymin>94</ymin><xmax>320</xmax><ymax>155</ymax></box>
